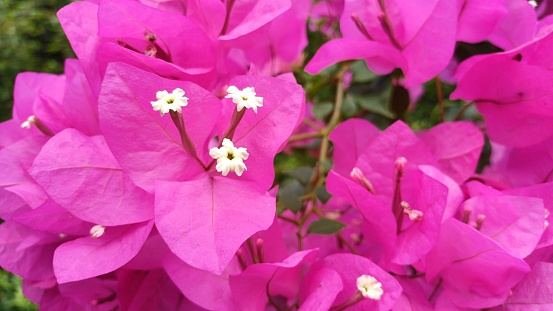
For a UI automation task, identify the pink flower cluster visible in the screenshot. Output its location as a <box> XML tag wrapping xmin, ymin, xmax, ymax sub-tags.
<box><xmin>1</xmin><ymin>0</ymin><xmax>552</xmax><ymax>310</ymax></box>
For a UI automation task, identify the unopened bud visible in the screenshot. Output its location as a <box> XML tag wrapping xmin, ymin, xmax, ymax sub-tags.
<box><xmin>401</xmin><ymin>201</ymin><xmax>423</xmax><ymax>222</ymax></box>
<box><xmin>116</xmin><ymin>38</ymin><xmax>128</xmax><ymax>47</ymax></box>
<box><xmin>351</xmin><ymin>167</ymin><xmax>363</xmax><ymax>180</ymax></box>
<box><xmin>256</xmin><ymin>238</ymin><xmax>264</xmax><ymax>263</ymax></box>
<box><xmin>326</xmin><ymin>211</ymin><xmax>341</xmax><ymax>220</ymax></box>
<box><xmin>144</xmin><ymin>31</ymin><xmax>157</xmax><ymax>42</ymax></box>
<box><xmin>475</xmin><ymin>214</ymin><xmax>486</xmax><ymax>231</ymax></box>
<box><xmin>394</xmin><ymin>157</ymin><xmax>407</xmax><ymax>171</ymax></box>
<box><xmin>461</xmin><ymin>205</ymin><xmax>472</xmax><ymax>224</ymax></box>
<box><xmin>407</xmin><ymin>209</ymin><xmax>423</xmax><ymax>222</ymax></box>
<box><xmin>145</xmin><ymin>45</ymin><xmax>157</xmax><ymax>57</ymax></box>
<box><xmin>90</xmin><ymin>225</ymin><xmax>106</xmax><ymax>238</ymax></box>
<box><xmin>350</xmin><ymin>167</ymin><xmax>375</xmax><ymax>194</ymax></box>
<box><xmin>351</xmin><ymin>13</ymin><xmax>373</xmax><ymax>40</ymax></box>
<box><xmin>350</xmin><ymin>232</ymin><xmax>362</xmax><ymax>244</ymax></box>
<box><xmin>236</xmin><ymin>248</ymin><xmax>247</xmax><ymax>269</ymax></box>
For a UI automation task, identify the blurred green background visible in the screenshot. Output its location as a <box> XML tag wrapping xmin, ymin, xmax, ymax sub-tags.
<box><xmin>0</xmin><ymin>0</ymin><xmax>74</xmax><ymax>122</ymax></box>
<box><xmin>0</xmin><ymin>0</ymin><xmax>73</xmax><ymax>309</ymax></box>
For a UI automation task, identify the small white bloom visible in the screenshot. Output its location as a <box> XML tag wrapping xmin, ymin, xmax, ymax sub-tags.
<box><xmin>356</xmin><ymin>275</ymin><xmax>384</xmax><ymax>300</ymax></box>
<box><xmin>225</xmin><ymin>86</ymin><xmax>263</xmax><ymax>113</ymax></box>
<box><xmin>21</xmin><ymin>115</ymin><xmax>36</xmax><ymax>129</ymax></box>
<box><xmin>209</xmin><ymin>138</ymin><xmax>249</xmax><ymax>176</ymax></box>
<box><xmin>151</xmin><ymin>88</ymin><xmax>189</xmax><ymax>116</ymax></box>
<box><xmin>529</xmin><ymin>0</ymin><xmax>538</xmax><ymax>8</ymax></box>
<box><xmin>90</xmin><ymin>225</ymin><xmax>106</xmax><ymax>238</ymax></box>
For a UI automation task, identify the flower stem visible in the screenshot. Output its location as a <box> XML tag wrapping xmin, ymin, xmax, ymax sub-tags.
<box><xmin>435</xmin><ymin>78</ymin><xmax>445</xmax><ymax>123</ymax></box>
<box><xmin>288</xmin><ymin>131</ymin><xmax>324</xmax><ymax>143</ymax></box>
<box><xmin>247</xmin><ymin>238</ymin><xmax>260</xmax><ymax>264</ymax></box>
<box><xmin>378</xmin><ymin>0</ymin><xmax>402</xmax><ymax>49</ymax></box>
<box><xmin>292</xmin><ymin>64</ymin><xmax>350</xmax><ymax>252</ymax></box>
<box><xmin>428</xmin><ymin>278</ymin><xmax>443</xmax><ymax>302</ymax></box>
<box><xmin>33</xmin><ymin>117</ymin><xmax>54</xmax><ymax>136</ymax></box>
<box><xmin>302</xmin><ymin>118</ymin><xmax>323</xmax><ymax>131</ymax></box>
<box><xmin>170</xmin><ymin>111</ymin><xmax>205</xmax><ymax>169</ymax></box>
<box><xmin>329</xmin><ymin>291</ymin><xmax>363</xmax><ymax>311</ymax></box>
<box><xmin>453</xmin><ymin>101</ymin><xmax>474</xmax><ymax>121</ymax></box>
<box><xmin>220</xmin><ymin>0</ymin><xmax>235</xmax><ymax>36</ymax></box>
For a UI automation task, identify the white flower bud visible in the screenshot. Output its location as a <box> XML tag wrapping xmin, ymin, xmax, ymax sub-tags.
<box><xmin>90</xmin><ymin>225</ymin><xmax>106</xmax><ymax>238</ymax></box>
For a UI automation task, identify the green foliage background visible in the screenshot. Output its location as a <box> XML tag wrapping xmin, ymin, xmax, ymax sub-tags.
<box><xmin>0</xmin><ymin>0</ymin><xmax>74</xmax><ymax>122</ymax></box>
<box><xmin>0</xmin><ymin>0</ymin><xmax>73</xmax><ymax>309</ymax></box>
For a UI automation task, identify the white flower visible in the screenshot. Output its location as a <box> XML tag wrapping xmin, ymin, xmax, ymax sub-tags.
<box><xmin>356</xmin><ymin>275</ymin><xmax>384</xmax><ymax>300</ymax></box>
<box><xmin>225</xmin><ymin>86</ymin><xmax>263</xmax><ymax>113</ymax></box>
<box><xmin>529</xmin><ymin>0</ymin><xmax>538</xmax><ymax>8</ymax></box>
<box><xmin>151</xmin><ymin>88</ymin><xmax>189</xmax><ymax>116</ymax></box>
<box><xmin>21</xmin><ymin>115</ymin><xmax>36</xmax><ymax>129</ymax></box>
<box><xmin>209</xmin><ymin>138</ymin><xmax>249</xmax><ymax>176</ymax></box>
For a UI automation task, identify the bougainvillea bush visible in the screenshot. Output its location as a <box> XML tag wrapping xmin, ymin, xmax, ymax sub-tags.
<box><xmin>1</xmin><ymin>0</ymin><xmax>553</xmax><ymax>310</ymax></box>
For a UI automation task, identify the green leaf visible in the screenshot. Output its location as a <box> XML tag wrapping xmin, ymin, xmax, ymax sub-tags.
<box><xmin>320</xmin><ymin>159</ymin><xmax>333</xmax><ymax>173</ymax></box>
<box><xmin>307</xmin><ymin>218</ymin><xmax>346</xmax><ymax>235</ymax></box>
<box><xmin>354</xmin><ymin>93</ymin><xmax>396</xmax><ymax>119</ymax></box>
<box><xmin>284</xmin><ymin>166</ymin><xmax>313</xmax><ymax>185</ymax></box>
<box><xmin>341</xmin><ymin>95</ymin><xmax>358</xmax><ymax>118</ymax></box>
<box><xmin>312</xmin><ymin>102</ymin><xmax>334</xmax><ymax>120</ymax></box>
<box><xmin>277</xmin><ymin>180</ymin><xmax>304</xmax><ymax>213</ymax></box>
<box><xmin>279</xmin><ymin>193</ymin><xmax>302</xmax><ymax>213</ymax></box>
<box><xmin>315</xmin><ymin>185</ymin><xmax>331</xmax><ymax>203</ymax></box>
<box><xmin>351</xmin><ymin>60</ymin><xmax>378</xmax><ymax>83</ymax></box>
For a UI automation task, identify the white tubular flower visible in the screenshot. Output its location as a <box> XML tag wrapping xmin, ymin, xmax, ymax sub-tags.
<box><xmin>356</xmin><ymin>275</ymin><xmax>384</xmax><ymax>300</ymax></box>
<box><xmin>209</xmin><ymin>138</ymin><xmax>249</xmax><ymax>176</ymax></box>
<box><xmin>225</xmin><ymin>86</ymin><xmax>263</xmax><ymax>113</ymax></box>
<box><xmin>150</xmin><ymin>88</ymin><xmax>189</xmax><ymax>116</ymax></box>
<box><xmin>21</xmin><ymin>115</ymin><xmax>36</xmax><ymax>129</ymax></box>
